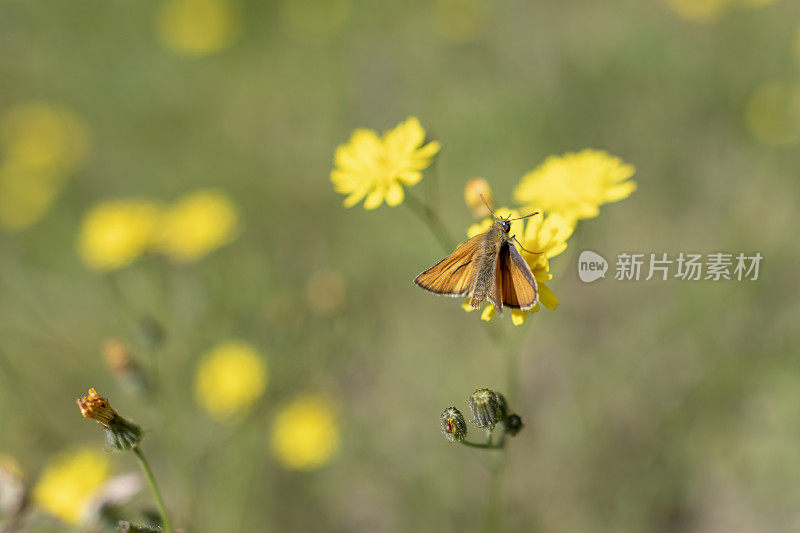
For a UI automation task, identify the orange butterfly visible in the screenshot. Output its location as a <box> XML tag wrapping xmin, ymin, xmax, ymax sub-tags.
<box><xmin>414</xmin><ymin>206</ymin><xmax>539</xmax><ymax>312</ymax></box>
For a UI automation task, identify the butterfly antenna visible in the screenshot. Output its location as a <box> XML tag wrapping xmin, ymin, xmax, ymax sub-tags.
<box><xmin>513</xmin><ymin>235</ymin><xmax>543</xmax><ymax>255</ymax></box>
<box><xmin>479</xmin><ymin>194</ymin><xmax>497</xmax><ymax>219</ymax></box>
<box><xmin>508</xmin><ymin>211</ymin><xmax>540</xmax><ymax>221</ymax></box>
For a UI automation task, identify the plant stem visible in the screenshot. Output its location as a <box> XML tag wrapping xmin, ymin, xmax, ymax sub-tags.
<box><xmin>405</xmin><ymin>192</ymin><xmax>455</xmax><ymax>252</ymax></box>
<box><xmin>133</xmin><ymin>446</ymin><xmax>174</xmax><ymax>533</ymax></box>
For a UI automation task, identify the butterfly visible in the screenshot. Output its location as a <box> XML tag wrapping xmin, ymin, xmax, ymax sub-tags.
<box><xmin>414</xmin><ymin>205</ymin><xmax>539</xmax><ymax>313</ymax></box>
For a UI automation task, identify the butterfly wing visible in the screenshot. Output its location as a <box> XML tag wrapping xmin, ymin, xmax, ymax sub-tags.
<box><xmin>496</xmin><ymin>241</ymin><xmax>538</xmax><ymax>310</ymax></box>
<box><xmin>414</xmin><ymin>234</ymin><xmax>484</xmax><ymax>297</ymax></box>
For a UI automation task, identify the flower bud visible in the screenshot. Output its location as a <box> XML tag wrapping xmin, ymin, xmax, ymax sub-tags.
<box><xmin>504</xmin><ymin>414</ymin><xmax>524</xmax><ymax>436</ymax></box>
<box><xmin>77</xmin><ymin>388</ymin><xmax>142</xmax><ymax>451</ymax></box>
<box><xmin>469</xmin><ymin>388</ymin><xmax>502</xmax><ymax>429</ymax></box>
<box><xmin>441</xmin><ymin>407</ymin><xmax>467</xmax><ymax>443</ymax></box>
<box><xmin>464</xmin><ymin>178</ymin><xmax>494</xmax><ymax>219</ymax></box>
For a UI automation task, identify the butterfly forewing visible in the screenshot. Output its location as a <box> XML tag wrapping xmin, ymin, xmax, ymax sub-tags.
<box><xmin>414</xmin><ymin>234</ymin><xmax>483</xmax><ymax>296</ymax></box>
<box><xmin>498</xmin><ymin>242</ymin><xmax>538</xmax><ymax>310</ymax></box>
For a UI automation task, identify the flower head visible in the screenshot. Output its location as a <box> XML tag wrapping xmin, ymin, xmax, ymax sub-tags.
<box><xmin>77</xmin><ymin>388</ymin><xmax>142</xmax><ymax>450</ymax></box>
<box><xmin>78</xmin><ymin>200</ymin><xmax>162</xmax><ymax>272</ymax></box>
<box><xmin>469</xmin><ymin>388</ymin><xmax>503</xmax><ymax>429</ymax></box>
<box><xmin>155</xmin><ymin>189</ymin><xmax>239</xmax><ymax>262</ymax></box>
<box><xmin>463</xmin><ymin>207</ymin><xmax>574</xmax><ymax>325</ymax></box>
<box><xmin>0</xmin><ymin>102</ymin><xmax>90</xmax><ymax>174</ymax></box>
<box><xmin>331</xmin><ymin>117</ymin><xmax>440</xmax><ymax>209</ymax></box>
<box><xmin>194</xmin><ymin>341</ymin><xmax>267</xmax><ymax>421</ymax></box>
<box><xmin>514</xmin><ymin>149</ymin><xmax>636</xmax><ymax>222</ymax></box>
<box><xmin>33</xmin><ymin>448</ymin><xmax>110</xmax><ymax>525</ymax></box>
<box><xmin>156</xmin><ymin>0</ymin><xmax>241</xmax><ymax>56</ymax></box>
<box><xmin>463</xmin><ymin>177</ymin><xmax>494</xmax><ymax>219</ymax></box>
<box><xmin>441</xmin><ymin>407</ymin><xmax>468</xmax><ymax>443</ymax></box>
<box><xmin>270</xmin><ymin>394</ymin><xmax>340</xmax><ymax>470</ymax></box>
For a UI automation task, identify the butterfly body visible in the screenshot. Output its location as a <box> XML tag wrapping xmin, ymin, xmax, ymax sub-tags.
<box><xmin>414</xmin><ymin>216</ymin><xmax>539</xmax><ymax>312</ymax></box>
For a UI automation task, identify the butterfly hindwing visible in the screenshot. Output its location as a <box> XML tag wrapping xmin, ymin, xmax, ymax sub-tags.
<box><xmin>414</xmin><ymin>234</ymin><xmax>484</xmax><ymax>297</ymax></box>
<box><xmin>497</xmin><ymin>241</ymin><xmax>538</xmax><ymax>310</ymax></box>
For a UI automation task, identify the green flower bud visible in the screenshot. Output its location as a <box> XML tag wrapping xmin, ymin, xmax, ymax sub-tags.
<box><xmin>469</xmin><ymin>388</ymin><xmax>502</xmax><ymax>429</ymax></box>
<box><xmin>504</xmin><ymin>414</ymin><xmax>524</xmax><ymax>436</ymax></box>
<box><xmin>441</xmin><ymin>407</ymin><xmax>467</xmax><ymax>443</ymax></box>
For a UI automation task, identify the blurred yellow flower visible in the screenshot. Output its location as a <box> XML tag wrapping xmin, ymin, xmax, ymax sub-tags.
<box><xmin>662</xmin><ymin>0</ymin><xmax>731</xmax><ymax>21</ymax></box>
<box><xmin>270</xmin><ymin>394</ymin><xmax>340</xmax><ymax>470</ymax></box>
<box><xmin>432</xmin><ymin>0</ymin><xmax>490</xmax><ymax>44</ymax></box>
<box><xmin>0</xmin><ymin>163</ymin><xmax>61</xmax><ymax>231</ymax></box>
<box><xmin>32</xmin><ymin>448</ymin><xmax>110</xmax><ymax>526</ymax></box>
<box><xmin>463</xmin><ymin>208</ymin><xmax>574</xmax><ymax>325</ymax></box>
<box><xmin>464</xmin><ymin>177</ymin><xmax>494</xmax><ymax>220</ymax></box>
<box><xmin>0</xmin><ymin>103</ymin><xmax>91</xmax><ymax>231</ymax></box>
<box><xmin>514</xmin><ymin>149</ymin><xmax>636</xmax><ymax>223</ymax></box>
<box><xmin>156</xmin><ymin>0</ymin><xmax>241</xmax><ymax>56</ymax></box>
<box><xmin>155</xmin><ymin>189</ymin><xmax>239</xmax><ymax>262</ymax></box>
<box><xmin>745</xmin><ymin>82</ymin><xmax>800</xmax><ymax>146</ymax></box>
<box><xmin>331</xmin><ymin>117</ymin><xmax>441</xmax><ymax>209</ymax></box>
<box><xmin>281</xmin><ymin>0</ymin><xmax>350</xmax><ymax>42</ymax></box>
<box><xmin>78</xmin><ymin>200</ymin><xmax>162</xmax><ymax>272</ymax></box>
<box><xmin>0</xmin><ymin>102</ymin><xmax>90</xmax><ymax>174</ymax></box>
<box><xmin>195</xmin><ymin>341</ymin><xmax>267</xmax><ymax>421</ymax></box>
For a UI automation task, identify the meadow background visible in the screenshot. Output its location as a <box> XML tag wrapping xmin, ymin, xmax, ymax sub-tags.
<box><xmin>2</xmin><ymin>0</ymin><xmax>800</xmax><ymax>531</ymax></box>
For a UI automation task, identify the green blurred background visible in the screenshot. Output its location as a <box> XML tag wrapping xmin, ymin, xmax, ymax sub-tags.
<box><xmin>2</xmin><ymin>0</ymin><xmax>800</xmax><ymax>531</ymax></box>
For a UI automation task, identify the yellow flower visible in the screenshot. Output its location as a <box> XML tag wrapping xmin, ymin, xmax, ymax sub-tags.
<box><xmin>270</xmin><ymin>394</ymin><xmax>340</xmax><ymax>470</ymax></box>
<box><xmin>331</xmin><ymin>117</ymin><xmax>441</xmax><ymax>209</ymax></box>
<box><xmin>463</xmin><ymin>207</ymin><xmax>574</xmax><ymax>326</ymax></box>
<box><xmin>463</xmin><ymin>177</ymin><xmax>494</xmax><ymax>220</ymax></box>
<box><xmin>32</xmin><ymin>448</ymin><xmax>110</xmax><ymax>526</ymax></box>
<box><xmin>78</xmin><ymin>200</ymin><xmax>162</xmax><ymax>272</ymax></box>
<box><xmin>281</xmin><ymin>0</ymin><xmax>350</xmax><ymax>42</ymax></box>
<box><xmin>155</xmin><ymin>189</ymin><xmax>239</xmax><ymax>262</ymax></box>
<box><xmin>195</xmin><ymin>341</ymin><xmax>267</xmax><ymax>421</ymax></box>
<box><xmin>662</xmin><ymin>0</ymin><xmax>731</xmax><ymax>21</ymax></box>
<box><xmin>156</xmin><ymin>0</ymin><xmax>241</xmax><ymax>56</ymax></box>
<box><xmin>514</xmin><ymin>149</ymin><xmax>636</xmax><ymax>223</ymax></box>
<box><xmin>0</xmin><ymin>103</ymin><xmax>91</xmax><ymax>231</ymax></box>
<box><xmin>745</xmin><ymin>82</ymin><xmax>800</xmax><ymax>146</ymax></box>
<box><xmin>0</xmin><ymin>163</ymin><xmax>61</xmax><ymax>231</ymax></box>
<box><xmin>0</xmin><ymin>102</ymin><xmax>90</xmax><ymax>174</ymax></box>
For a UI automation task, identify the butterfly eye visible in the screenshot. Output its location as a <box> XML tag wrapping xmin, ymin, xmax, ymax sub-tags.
<box><xmin>501</xmin><ymin>220</ymin><xmax>511</xmax><ymax>233</ymax></box>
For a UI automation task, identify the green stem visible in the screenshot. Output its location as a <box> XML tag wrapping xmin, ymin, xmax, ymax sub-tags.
<box><xmin>133</xmin><ymin>446</ymin><xmax>174</xmax><ymax>533</ymax></box>
<box><xmin>405</xmin><ymin>192</ymin><xmax>455</xmax><ymax>252</ymax></box>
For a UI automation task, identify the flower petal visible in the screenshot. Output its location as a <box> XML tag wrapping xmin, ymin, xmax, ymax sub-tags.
<box><xmin>385</xmin><ymin>181</ymin><xmax>405</xmax><ymax>206</ymax></box>
<box><xmin>480</xmin><ymin>305</ymin><xmax>497</xmax><ymax>321</ymax></box>
<box><xmin>538</xmin><ymin>283</ymin><xmax>558</xmax><ymax>310</ymax></box>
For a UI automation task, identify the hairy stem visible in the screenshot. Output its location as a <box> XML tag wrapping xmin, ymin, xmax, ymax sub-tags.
<box><xmin>133</xmin><ymin>447</ymin><xmax>174</xmax><ymax>533</ymax></box>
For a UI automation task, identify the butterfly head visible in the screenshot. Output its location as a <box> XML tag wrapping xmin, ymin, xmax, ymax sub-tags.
<box><xmin>498</xmin><ymin>217</ymin><xmax>511</xmax><ymax>234</ymax></box>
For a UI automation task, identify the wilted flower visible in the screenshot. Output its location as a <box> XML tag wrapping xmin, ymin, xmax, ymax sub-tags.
<box><xmin>270</xmin><ymin>394</ymin><xmax>340</xmax><ymax>470</ymax></box>
<box><xmin>441</xmin><ymin>407</ymin><xmax>467</xmax><ymax>443</ymax></box>
<box><xmin>194</xmin><ymin>341</ymin><xmax>267</xmax><ymax>421</ymax></box>
<box><xmin>463</xmin><ymin>177</ymin><xmax>494</xmax><ymax>219</ymax></box>
<box><xmin>514</xmin><ymin>149</ymin><xmax>636</xmax><ymax>223</ymax></box>
<box><xmin>156</xmin><ymin>0</ymin><xmax>241</xmax><ymax>56</ymax></box>
<box><xmin>469</xmin><ymin>388</ymin><xmax>502</xmax><ymax>429</ymax></box>
<box><xmin>155</xmin><ymin>189</ymin><xmax>239</xmax><ymax>262</ymax></box>
<box><xmin>77</xmin><ymin>388</ymin><xmax>143</xmax><ymax>451</ymax></box>
<box><xmin>745</xmin><ymin>82</ymin><xmax>800</xmax><ymax>146</ymax></box>
<box><xmin>463</xmin><ymin>208</ymin><xmax>574</xmax><ymax>325</ymax></box>
<box><xmin>331</xmin><ymin>117</ymin><xmax>441</xmax><ymax>209</ymax></box>
<box><xmin>78</xmin><ymin>200</ymin><xmax>162</xmax><ymax>272</ymax></box>
<box><xmin>33</xmin><ymin>448</ymin><xmax>110</xmax><ymax>525</ymax></box>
